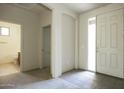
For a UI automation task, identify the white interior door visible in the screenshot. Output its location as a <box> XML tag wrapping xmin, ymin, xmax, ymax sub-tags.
<box><xmin>97</xmin><ymin>9</ymin><xmax>123</xmax><ymax>78</ymax></box>
<box><xmin>42</xmin><ymin>26</ymin><xmax>51</xmax><ymax>68</ymax></box>
<box><xmin>62</xmin><ymin>14</ymin><xmax>75</xmax><ymax>73</ymax></box>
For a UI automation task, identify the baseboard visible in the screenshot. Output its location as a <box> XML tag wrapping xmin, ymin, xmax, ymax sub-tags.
<box><xmin>0</xmin><ymin>62</ymin><xmax>15</xmax><ymax>65</ymax></box>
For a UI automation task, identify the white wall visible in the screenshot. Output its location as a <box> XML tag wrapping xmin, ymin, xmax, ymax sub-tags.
<box><xmin>0</xmin><ymin>4</ymin><xmax>40</xmax><ymax>71</ymax></box>
<box><xmin>79</xmin><ymin>3</ymin><xmax>124</xmax><ymax>70</ymax></box>
<box><xmin>0</xmin><ymin>21</ymin><xmax>20</xmax><ymax>64</ymax></box>
<box><xmin>62</xmin><ymin>14</ymin><xmax>75</xmax><ymax>73</ymax></box>
<box><xmin>43</xmin><ymin>3</ymin><xmax>78</xmax><ymax>77</ymax></box>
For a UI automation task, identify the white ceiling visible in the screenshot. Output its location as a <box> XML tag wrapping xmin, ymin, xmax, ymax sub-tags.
<box><xmin>63</xmin><ymin>3</ymin><xmax>110</xmax><ymax>14</ymax></box>
<box><xmin>8</xmin><ymin>3</ymin><xmax>110</xmax><ymax>14</ymax></box>
<box><xmin>13</xmin><ymin>3</ymin><xmax>50</xmax><ymax>14</ymax></box>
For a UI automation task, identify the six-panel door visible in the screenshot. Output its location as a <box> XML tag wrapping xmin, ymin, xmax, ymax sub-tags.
<box><xmin>97</xmin><ymin>9</ymin><xmax>124</xmax><ymax>78</ymax></box>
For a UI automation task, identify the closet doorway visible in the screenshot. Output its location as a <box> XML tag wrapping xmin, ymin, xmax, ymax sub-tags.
<box><xmin>42</xmin><ymin>25</ymin><xmax>51</xmax><ymax>73</ymax></box>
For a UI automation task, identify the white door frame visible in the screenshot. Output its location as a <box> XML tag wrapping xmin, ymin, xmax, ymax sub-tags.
<box><xmin>41</xmin><ymin>25</ymin><xmax>51</xmax><ymax>71</ymax></box>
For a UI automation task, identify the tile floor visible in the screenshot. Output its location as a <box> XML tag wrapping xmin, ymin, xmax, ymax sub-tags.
<box><xmin>0</xmin><ymin>67</ymin><xmax>124</xmax><ymax>89</ymax></box>
<box><xmin>0</xmin><ymin>63</ymin><xmax>19</xmax><ymax>76</ymax></box>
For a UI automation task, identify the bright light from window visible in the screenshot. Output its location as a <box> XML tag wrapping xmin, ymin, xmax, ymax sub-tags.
<box><xmin>0</xmin><ymin>27</ymin><xmax>9</xmax><ymax>36</ymax></box>
<box><xmin>88</xmin><ymin>17</ymin><xmax>96</xmax><ymax>72</ymax></box>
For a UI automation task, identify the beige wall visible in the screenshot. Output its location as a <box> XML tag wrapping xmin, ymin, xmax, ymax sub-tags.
<box><xmin>0</xmin><ymin>3</ymin><xmax>78</xmax><ymax>78</ymax></box>
<box><xmin>0</xmin><ymin>4</ymin><xmax>41</xmax><ymax>71</ymax></box>
<box><xmin>79</xmin><ymin>3</ymin><xmax>124</xmax><ymax>70</ymax></box>
<box><xmin>40</xmin><ymin>10</ymin><xmax>52</xmax><ymax>27</ymax></box>
<box><xmin>0</xmin><ymin>21</ymin><xmax>21</xmax><ymax>64</ymax></box>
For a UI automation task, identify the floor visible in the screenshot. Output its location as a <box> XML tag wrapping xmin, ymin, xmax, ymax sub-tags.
<box><xmin>0</xmin><ymin>63</ymin><xmax>19</xmax><ymax>76</ymax></box>
<box><xmin>0</xmin><ymin>68</ymin><xmax>124</xmax><ymax>89</ymax></box>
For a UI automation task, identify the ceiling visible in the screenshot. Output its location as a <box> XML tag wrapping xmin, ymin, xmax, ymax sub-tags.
<box><xmin>62</xmin><ymin>3</ymin><xmax>110</xmax><ymax>14</ymax></box>
<box><xmin>13</xmin><ymin>3</ymin><xmax>50</xmax><ymax>14</ymax></box>
<box><xmin>9</xmin><ymin>3</ymin><xmax>110</xmax><ymax>14</ymax></box>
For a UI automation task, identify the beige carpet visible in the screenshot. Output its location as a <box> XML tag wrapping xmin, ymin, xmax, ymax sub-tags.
<box><xmin>0</xmin><ymin>62</ymin><xmax>19</xmax><ymax>76</ymax></box>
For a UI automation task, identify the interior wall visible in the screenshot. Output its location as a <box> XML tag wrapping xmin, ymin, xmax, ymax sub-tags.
<box><xmin>40</xmin><ymin>10</ymin><xmax>52</xmax><ymax>27</ymax></box>
<box><xmin>0</xmin><ymin>21</ymin><xmax>21</xmax><ymax>64</ymax></box>
<box><xmin>62</xmin><ymin>14</ymin><xmax>75</xmax><ymax>73</ymax></box>
<box><xmin>0</xmin><ymin>3</ymin><xmax>77</xmax><ymax>78</ymax></box>
<box><xmin>44</xmin><ymin>3</ymin><xmax>78</xmax><ymax>77</ymax></box>
<box><xmin>0</xmin><ymin>3</ymin><xmax>78</xmax><ymax>78</ymax></box>
<box><xmin>0</xmin><ymin>4</ymin><xmax>41</xmax><ymax>71</ymax></box>
<box><xmin>79</xmin><ymin>3</ymin><xmax>124</xmax><ymax>70</ymax></box>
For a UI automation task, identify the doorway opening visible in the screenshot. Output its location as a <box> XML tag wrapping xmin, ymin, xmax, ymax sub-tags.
<box><xmin>42</xmin><ymin>25</ymin><xmax>51</xmax><ymax>73</ymax></box>
<box><xmin>88</xmin><ymin>17</ymin><xmax>96</xmax><ymax>72</ymax></box>
<box><xmin>0</xmin><ymin>21</ymin><xmax>21</xmax><ymax>76</ymax></box>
